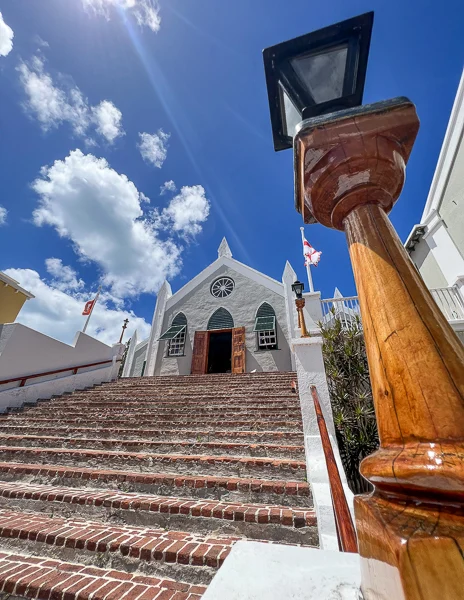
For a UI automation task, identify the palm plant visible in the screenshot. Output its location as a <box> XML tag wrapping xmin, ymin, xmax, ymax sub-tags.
<box><xmin>320</xmin><ymin>311</ymin><xmax>379</xmax><ymax>493</ymax></box>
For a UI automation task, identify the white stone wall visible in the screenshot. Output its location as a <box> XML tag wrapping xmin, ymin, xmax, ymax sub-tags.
<box><xmin>438</xmin><ymin>129</ymin><xmax>464</xmax><ymax>256</ymax></box>
<box><xmin>409</xmin><ymin>237</ymin><xmax>448</xmax><ymax>289</ymax></box>
<box><xmin>154</xmin><ymin>264</ymin><xmax>292</xmax><ymax>376</ymax></box>
<box><xmin>131</xmin><ymin>340</ymin><xmax>148</xmax><ymax>377</ymax></box>
<box><xmin>0</xmin><ymin>323</ymin><xmax>124</xmax><ymax>411</ymax></box>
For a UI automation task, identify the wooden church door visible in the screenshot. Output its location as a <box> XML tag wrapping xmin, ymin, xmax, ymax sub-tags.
<box><xmin>191</xmin><ymin>331</ymin><xmax>209</xmax><ymax>375</ymax></box>
<box><xmin>232</xmin><ymin>327</ymin><xmax>246</xmax><ymax>374</ymax></box>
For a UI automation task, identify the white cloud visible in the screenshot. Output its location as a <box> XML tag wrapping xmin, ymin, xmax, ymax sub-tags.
<box><xmin>161</xmin><ymin>185</ymin><xmax>210</xmax><ymax>236</ymax></box>
<box><xmin>92</xmin><ymin>100</ymin><xmax>124</xmax><ymax>143</ymax></box>
<box><xmin>0</xmin><ymin>11</ymin><xmax>14</xmax><ymax>57</ymax></box>
<box><xmin>45</xmin><ymin>258</ymin><xmax>84</xmax><ymax>291</ymax></box>
<box><xmin>33</xmin><ymin>35</ymin><xmax>49</xmax><ymax>49</ymax></box>
<box><xmin>160</xmin><ymin>180</ymin><xmax>176</xmax><ymax>195</ymax></box>
<box><xmin>82</xmin><ymin>0</ymin><xmax>161</xmax><ymax>32</ymax></box>
<box><xmin>3</xmin><ymin>266</ymin><xmax>150</xmax><ymax>346</ymax></box>
<box><xmin>17</xmin><ymin>57</ymin><xmax>124</xmax><ymax>143</ymax></box>
<box><xmin>138</xmin><ymin>130</ymin><xmax>169</xmax><ymax>168</ymax></box>
<box><xmin>32</xmin><ymin>149</ymin><xmax>182</xmax><ymax>298</ymax></box>
<box><xmin>0</xmin><ymin>206</ymin><xmax>7</xmax><ymax>226</ymax></box>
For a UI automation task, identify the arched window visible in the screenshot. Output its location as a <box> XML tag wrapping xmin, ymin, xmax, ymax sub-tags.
<box><xmin>254</xmin><ymin>302</ymin><xmax>277</xmax><ymax>350</ymax></box>
<box><xmin>207</xmin><ymin>307</ymin><xmax>234</xmax><ymax>330</ymax></box>
<box><xmin>159</xmin><ymin>312</ymin><xmax>187</xmax><ymax>357</ymax></box>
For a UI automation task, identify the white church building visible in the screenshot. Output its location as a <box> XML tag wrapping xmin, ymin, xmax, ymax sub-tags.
<box><xmin>122</xmin><ymin>238</ymin><xmax>321</xmax><ymax>378</ymax></box>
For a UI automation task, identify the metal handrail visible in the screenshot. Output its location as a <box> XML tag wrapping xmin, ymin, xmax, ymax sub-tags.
<box><xmin>310</xmin><ymin>385</ymin><xmax>358</xmax><ymax>553</ymax></box>
<box><xmin>0</xmin><ymin>358</ymin><xmax>122</xmax><ymax>388</ymax></box>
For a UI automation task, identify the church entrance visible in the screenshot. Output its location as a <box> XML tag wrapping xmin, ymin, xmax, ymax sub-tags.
<box><xmin>191</xmin><ymin>327</ymin><xmax>246</xmax><ymax>375</ymax></box>
<box><xmin>207</xmin><ymin>330</ymin><xmax>232</xmax><ymax>373</ymax></box>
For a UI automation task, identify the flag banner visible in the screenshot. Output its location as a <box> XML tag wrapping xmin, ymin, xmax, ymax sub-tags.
<box><xmin>303</xmin><ymin>238</ymin><xmax>322</xmax><ymax>267</ymax></box>
<box><xmin>82</xmin><ymin>299</ymin><xmax>95</xmax><ymax>316</ymax></box>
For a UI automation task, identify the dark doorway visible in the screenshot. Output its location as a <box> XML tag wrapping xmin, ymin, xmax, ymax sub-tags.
<box><xmin>207</xmin><ymin>331</ymin><xmax>232</xmax><ymax>373</ymax></box>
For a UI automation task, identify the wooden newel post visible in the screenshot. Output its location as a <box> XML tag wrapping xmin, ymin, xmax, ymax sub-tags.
<box><xmin>294</xmin><ymin>98</ymin><xmax>464</xmax><ymax>600</ymax></box>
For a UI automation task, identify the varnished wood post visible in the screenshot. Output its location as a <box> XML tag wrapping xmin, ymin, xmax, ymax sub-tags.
<box><xmin>294</xmin><ymin>98</ymin><xmax>464</xmax><ymax>600</ymax></box>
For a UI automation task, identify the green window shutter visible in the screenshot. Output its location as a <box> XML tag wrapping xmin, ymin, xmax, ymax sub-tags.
<box><xmin>207</xmin><ymin>308</ymin><xmax>234</xmax><ymax>330</ymax></box>
<box><xmin>254</xmin><ymin>316</ymin><xmax>276</xmax><ymax>331</ymax></box>
<box><xmin>158</xmin><ymin>325</ymin><xmax>186</xmax><ymax>340</ymax></box>
<box><xmin>256</xmin><ymin>302</ymin><xmax>275</xmax><ymax>318</ymax></box>
<box><xmin>172</xmin><ymin>313</ymin><xmax>187</xmax><ymax>326</ymax></box>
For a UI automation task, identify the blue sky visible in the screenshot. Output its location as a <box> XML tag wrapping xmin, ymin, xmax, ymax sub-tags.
<box><xmin>0</xmin><ymin>0</ymin><xmax>463</xmax><ymax>345</ymax></box>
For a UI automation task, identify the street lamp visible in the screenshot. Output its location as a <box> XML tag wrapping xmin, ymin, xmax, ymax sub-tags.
<box><xmin>263</xmin><ymin>12</ymin><xmax>373</xmax><ymax>151</ymax></box>
<box><xmin>291</xmin><ymin>280</ymin><xmax>304</xmax><ymax>299</ymax></box>
<box><xmin>291</xmin><ymin>280</ymin><xmax>310</xmax><ymax>337</ymax></box>
<box><xmin>263</xmin><ymin>12</ymin><xmax>464</xmax><ymax>600</ymax></box>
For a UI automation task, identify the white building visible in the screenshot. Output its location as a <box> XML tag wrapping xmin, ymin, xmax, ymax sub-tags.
<box><xmin>405</xmin><ymin>69</ymin><xmax>464</xmax><ymax>342</ymax></box>
<box><xmin>123</xmin><ymin>238</ymin><xmax>322</xmax><ymax>378</ymax></box>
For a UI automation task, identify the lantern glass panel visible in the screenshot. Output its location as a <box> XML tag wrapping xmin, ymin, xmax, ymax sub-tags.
<box><xmin>280</xmin><ymin>82</ymin><xmax>302</xmax><ymax>137</ymax></box>
<box><xmin>290</xmin><ymin>43</ymin><xmax>349</xmax><ymax>104</ymax></box>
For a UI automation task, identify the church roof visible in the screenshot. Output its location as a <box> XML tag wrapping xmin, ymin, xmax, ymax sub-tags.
<box><xmin>165</xmin><ymin>238</ymin><xmax>284</xmax><ymax>310</ymax></box>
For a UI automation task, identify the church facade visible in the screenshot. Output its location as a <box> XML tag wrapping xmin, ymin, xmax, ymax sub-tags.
<box><xmin>123</xmin><ymin>238</ymin><xmax>305</xmax><ymax>377</ymax></box>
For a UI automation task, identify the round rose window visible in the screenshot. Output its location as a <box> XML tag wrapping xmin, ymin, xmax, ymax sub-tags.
<box><xmin>210</xmin><ymin>277</ymin><xmax>235</xmax><ymax>298</ymax></box>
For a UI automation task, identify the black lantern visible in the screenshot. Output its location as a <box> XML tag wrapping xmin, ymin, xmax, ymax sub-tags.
<box><xmin>263</xmin><ymin>12</ymin><xmax>374</xmax><ymax>151</ymax></box>
<box><xmin>291</xmin><ymin>280</ymin><xmax>304</xmax><ymax>299</ymax></box>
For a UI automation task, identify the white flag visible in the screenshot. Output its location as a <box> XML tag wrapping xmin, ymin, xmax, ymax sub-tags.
<box><xmin>303</xmin><ymin>238</ymin><xmax>322</xmax><ymax>267</ymax></box>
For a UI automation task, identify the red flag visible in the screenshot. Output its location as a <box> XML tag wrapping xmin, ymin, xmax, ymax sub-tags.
<box><xmin>82</xmin><ymin>300</ymin><xmax>95</xmax><ymax>316</ymax></box>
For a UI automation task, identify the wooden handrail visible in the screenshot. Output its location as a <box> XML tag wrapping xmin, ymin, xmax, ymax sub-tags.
<box><xmin>310</xmin><ymin>385</ymin><xmax>358</xmax><ymax>553</ymax></box>
<box><xmin>0</xmin><ymin>358</ymin><xmax>122</xmax><ymax>387</ymax></box>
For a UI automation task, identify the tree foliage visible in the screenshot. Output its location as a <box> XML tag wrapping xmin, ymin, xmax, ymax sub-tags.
<box><xmin>320</xmin><ymin>312</ymin><xmax>379</xmax><ymax>493</ymax></box>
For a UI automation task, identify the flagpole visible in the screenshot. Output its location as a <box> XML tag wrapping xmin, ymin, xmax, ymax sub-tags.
<box><xmin>82</xmin><ymin>286</ymin><xmax>101</xmax><ymax>334</ymax></box>
<box><xmin>300</xmin><ymin>227</ymin><xmax>315</xmax><ymax>293</ymax></box>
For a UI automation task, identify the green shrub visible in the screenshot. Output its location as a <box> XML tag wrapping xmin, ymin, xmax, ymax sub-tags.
<box><xmin>320</xmin><ymin>311</ymin><xmax>379</xmax><ymax>493</ymax></box>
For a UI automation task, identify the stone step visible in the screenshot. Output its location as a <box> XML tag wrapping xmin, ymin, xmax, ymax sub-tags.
<box><xmin>0</xmin><ymin>447</ymin><xmax>307</xmax><ymax>481</ymax></box>
<box><xmin>23</xmin><ymin>404</ymin><xmax>300</xmax><ymax>414</ymax></box>
<box><xmin>0</xmin><ymin>417</ymin><xmax>303</xmax><ymax>431</ymax></box>
<box><xmin>0</xmin><ymin>509</ymin><xmax>236</xmax><ymax>584</ymax></box>
<box><xmin>0</xmin><ymin>462</ymin><xmax>311</xmax><ymax>507</ymax></box>
<box><xmin>0</xmin><ymin>425</ymin><xmax>304</xmax><ymax>444</ymax></box>
<box><xmin>0</xmin><ymin>481</ymin><xmax>317</xmax><ymax>545</ymax></box>
<box><xmin>0</xmin><ymin>435</ymin><xmax>305</xmax><ymax>460</ymax></box>
<box><xmin>18</xmin><ymin>407</ymin><xmax>300</xmax><ymax>418</ymax></box>
<box><xmin>0</xmin><ymin>551</ymin><xmax>206</xmax><ymax>599</ymax></box>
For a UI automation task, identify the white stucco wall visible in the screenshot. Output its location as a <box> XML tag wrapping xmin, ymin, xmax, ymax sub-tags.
<box><xmin>292</xmin><ymin>336</ymin><xmax>354</xmax><ymax>551</ymax></box>
<box><xmin>131</xmin><ymin>339</ymin><xmax>148</xmax><ymax>377</ymax></box>
<box><xmin>438</xmin><ymin>129</ymin><xmax>464</xmax><ymax>256</ymax></box>
<box><xmin>0</xmin><ymin>323</ymin><xmax>124</xmax><ymax>411</ymax></box>
<box><xmin>154</xmin><ymin>264</ymin><xmax>293</xmax><ymax>376</ymax></box>
<box><xmin>409</xmin><ymin>238</ymin><xmax>448</xmax><ymax>289</ymax></box>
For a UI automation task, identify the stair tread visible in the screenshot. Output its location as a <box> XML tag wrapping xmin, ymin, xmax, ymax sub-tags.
<box><xmin>0</xmin><ymin>551</ymin><xmax>206</xmax><ymax>599</ymax></box>
<box><xmin>0</xmin><ymin>446</ymin><xmax>306</xmax><ymax>467</ymax></box>
<box><xmin>0</xmin><ymin>434</ymin><xmax>304</xmax><ymax>454</ymax></box>
<box><xmin>0</xmin><ymin>461</ymin><xmax>310</xmax><ymax>495</ymax></box>
<box><xmin>0</xmin><ymin>481</ymin><xmax>316</xmax><ymax>528</ymax></box>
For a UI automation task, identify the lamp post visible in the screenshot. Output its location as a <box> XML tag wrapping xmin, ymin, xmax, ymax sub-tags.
<box><xmin>291</xmin><ymin>280</ymin><xmax>310</xmax><ymax>338</ymax></box>
<box><xmin>264</xmin><ymin>12</ymin><xmax>464</xmax><ymax>600</ymax></box>
<box><xmin>119</xmin><ymin>318</ymin><xmax>129</xmax><ymax>344</ymax></box>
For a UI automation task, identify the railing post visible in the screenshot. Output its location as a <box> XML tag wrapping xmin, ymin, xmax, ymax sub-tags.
<box><xmin>294</xmin><ymin>98</ymin><xmax>464</xmax><ymax>599</ymax></box>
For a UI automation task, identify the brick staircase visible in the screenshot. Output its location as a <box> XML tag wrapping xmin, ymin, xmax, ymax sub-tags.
<box><xmin>0</xmin><ymin>372</ymin><xmax>317</xmax><ymax>599</ymax></box>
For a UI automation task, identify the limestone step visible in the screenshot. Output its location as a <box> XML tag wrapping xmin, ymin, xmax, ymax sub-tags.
<box><xmin>0</xmin><ymin>509</ymin><xmax>236</xmax><ymax>584</ymax></box>
<box><xmin>22</xmin><ymin>405</ymin><xmax>300</xmax><ymax>415</ymax></box>
<box><xmin>0</xmin><ymin>462</ymin><xmax>311</xmax><ymax>506</ymax></box>
<box><xmin>0</xmin><ymin>551</ymin><xmax>206</xmax><ymax>599</ymax></box>
<box><xmin>0</xmin><ymin>425</ymin><xmax>304</xmax><ymax>444</ymax></box>
<box><xmin>0</xmin><ymin>481</ymin><xmax>317</xmax><ymax>544</ymax></box>
<box><xmin>0</xmin><ymin>435</ymin><xmax>305</xmax><ymax>460</ymax></box>
<box><xmin>0</xmin><ymin>417</ymin><xmax>303</xmax><ymax>431</ymax></box>
<box><xmin>17</xmin><ymin>408</ymin><xmax>300</xmax><ymax>420</ymax></box>
<box><xmin>0</xmin><ymin>447</ymin><xmax>307</xmax><ymax>481</ymax></box>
